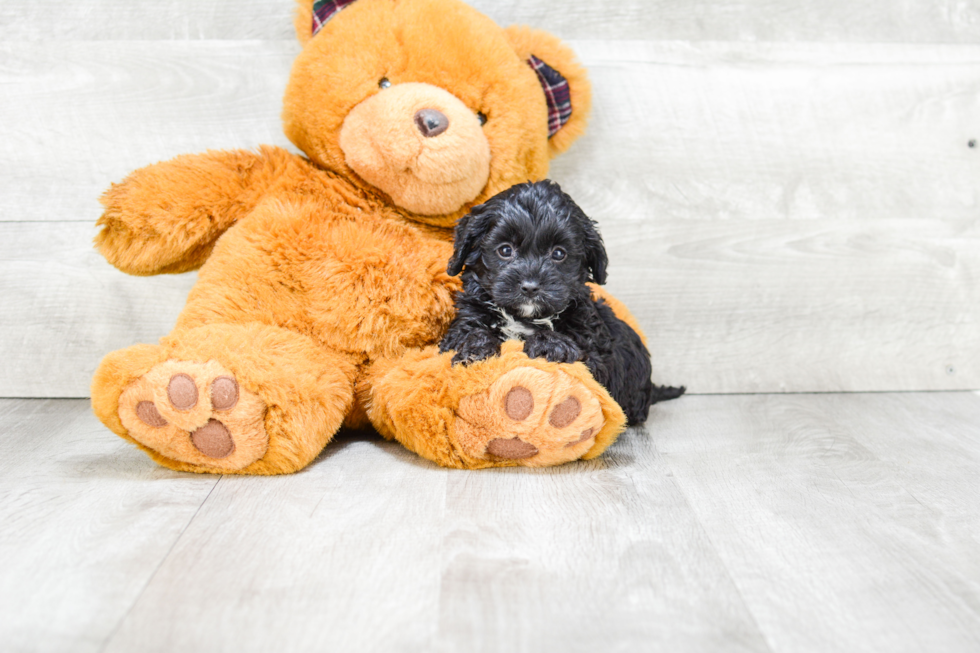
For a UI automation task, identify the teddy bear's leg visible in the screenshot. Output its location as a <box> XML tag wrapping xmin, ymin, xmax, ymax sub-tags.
<box><xmin>92</xmin><ymin>323</ymin><xmax>358</xmax><ymax>475</ymax></box>
<box><xmin>362</xmin><ymin>342</ymin><xmax>627</xmax><ymax>469</ymax></box>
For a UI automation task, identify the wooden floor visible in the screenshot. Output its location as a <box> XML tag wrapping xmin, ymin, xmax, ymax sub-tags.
<box><xmin>3</xmin><ymin>393</ymin><xmax>979</xmax><ymax>652</ymax></box>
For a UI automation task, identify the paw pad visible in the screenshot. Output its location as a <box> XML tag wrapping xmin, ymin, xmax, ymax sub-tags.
<box><xmin>136</xmin><ymin>401</ymin><xmax>167</xmax><ymax>428</ymax></box>
<box><xmin>486</xmin><ymin>436</ymin><xmax>539</xmax><ymax>460</ymax></box>
<box><xmin>190</xmin><ymin>419</ymin><xmax>235</xmax><ymax>459</ymax></box>
<box><xmin>565</xmin><ymin>427</ymin><xmax>594</xmax><ymax>448</ymax></box>
<box><xmin>118</xmin><ymin>360</ymin><xmax>268</xmax><ymax>471</ymax></box>
<box><xmin>548</xmin><ymin>396</ymin><xmax>580</xmax><ymax>428</ymax></box>
<box><xmin>211</xmin><ymin>376</ymin><xmax>239</xmax><ymax>411</ymax></box>
<box><xmin>167</xmin><ymin>373</ymin><xmax>198</xmax><ymax>410</ymax></box>
<box><xmin>504</xmin><ymin>386</ymin><xmax>534</xmax><ymax>421</ymax></box>
<box><xmin>455</xmin><ymin>366</ymin><xmax>605</xmax><ymax>467</ymax></box>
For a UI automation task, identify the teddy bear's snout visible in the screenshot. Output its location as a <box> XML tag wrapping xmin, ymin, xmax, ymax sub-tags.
<box><xmin>339</xmin><ymin>82</ymin><xmax>491</xmax><ymax>217</ymax></box>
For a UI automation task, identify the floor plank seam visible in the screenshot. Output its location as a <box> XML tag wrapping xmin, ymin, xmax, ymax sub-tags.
<box><xmin>97</xmin><ymin>476</ymin><xmax>222</xmax><ymax>652</ymax></box>
<box><xmin>656</xmin><ymin>444</ymin><xmax>779</xmax><ymax>653</ymax></box>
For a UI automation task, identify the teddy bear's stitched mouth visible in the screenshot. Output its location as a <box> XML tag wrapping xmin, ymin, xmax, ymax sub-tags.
<box><xmin>403</xmin><ymin>166</ymin><xmax>471</xmax><ymax>186</ymax></box>
<box><xmin>403</xmin><ymin>148</ymin><xmax>487</xmax><ymax>187</ymax></box>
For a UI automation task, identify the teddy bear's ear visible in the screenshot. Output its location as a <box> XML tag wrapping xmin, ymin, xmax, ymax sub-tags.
<box><xmin>293</xmin><ymin>0</ymin><xmax>359</xmax><ymax>45</ymax></box>
<box><xmin>503</xmin><ymin>26</ymin><xmax>592</xmax><ymax>157</ymax></box>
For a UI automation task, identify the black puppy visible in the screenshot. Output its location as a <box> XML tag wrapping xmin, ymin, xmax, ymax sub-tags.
<box><xmin>439</xmin><ymin>180</ymin><xmax>684</xmax><ymax>425</ymax></box>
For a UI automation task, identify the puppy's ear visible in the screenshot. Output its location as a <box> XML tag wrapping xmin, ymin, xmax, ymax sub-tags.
<box><xmin>581</xmin><ymin>215</ymin><xmax>608</xmax><ymax>285</ymax></box>
<box><xmin>447</xmin><ymin>203</ymin><xmax>494</xmax><ymax>276</ymax></box>
<box><xmin>550</xmin><ymin>181</ymin><xmax>608</xmax><ymax>284</ymax></box>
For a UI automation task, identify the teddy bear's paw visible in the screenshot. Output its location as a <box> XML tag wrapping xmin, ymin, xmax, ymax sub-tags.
<box><xmin>118</xmin><ymin>360</ymin><xmax>268</xmax><ymax>471</ymax></box>
<box><xmin>454</xmin><ymin>367</ymin><xmax>604</xmax><ymax>467</ymax></box>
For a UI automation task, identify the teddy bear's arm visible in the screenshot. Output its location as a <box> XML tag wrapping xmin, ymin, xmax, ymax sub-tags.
<box><xmin>95</xmin><ymin>146</ymin><xmax>314</xmax><ymax>275</ymax></box>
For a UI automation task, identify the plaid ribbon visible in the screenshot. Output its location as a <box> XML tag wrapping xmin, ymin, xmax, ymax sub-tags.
<box><xmin>528</xmin><ymin>54</ymin><xmax>572</xmax><ymax>138</ymax></box>
<box><xmin>311</xmin><ymin>0</ymin><xmax>358</xmax><ymax>36</ymax></box>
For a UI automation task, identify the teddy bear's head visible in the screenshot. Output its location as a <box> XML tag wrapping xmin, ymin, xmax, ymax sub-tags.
<box><xmin>283</xmin><ymin>0</ymin><xmax>591</xmax><ymax>228</ymax></box>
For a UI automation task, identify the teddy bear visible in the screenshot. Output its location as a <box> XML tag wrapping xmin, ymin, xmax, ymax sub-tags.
<box><xmin>91</xmin><ymin>0</ymin><xmax>647</xmax><ymax>474</ymax></box>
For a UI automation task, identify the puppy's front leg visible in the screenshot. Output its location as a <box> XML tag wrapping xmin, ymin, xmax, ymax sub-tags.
<box><xmin>440</xmin><ymin>324</ymin><xmax>503</xmax><ymax>366</ymax></box>
<box><xmin>452</xmin><ymin>330</ymin><xmax>504</xmax><ymax>365</ymax></box>
<box><xmin>524</xmin><ymin>331</ymin><xmax>583</xmax><ymax>365</ymax></box>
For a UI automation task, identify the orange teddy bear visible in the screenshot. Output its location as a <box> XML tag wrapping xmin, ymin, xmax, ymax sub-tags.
<box><xmin>91</xmin><ymin>0</ymin><xmax>644</xmax><ymax>474</ymax></box>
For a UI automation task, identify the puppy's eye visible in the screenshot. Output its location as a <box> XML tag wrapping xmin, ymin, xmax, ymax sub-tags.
<box><xmin>551</xmin><ymin>247</ymin><xmax>567</xmax><ymax>261</ymax></box>
<box><xmin>379</xmin><ymin>78</ymin><xmax>392</xmax><ymax>89</ymax></box>
<box><xmin>477</xmin><ymin>111</ymin><xmax>488</xmax><ymax>126</ymax></box>
<box><xmin>497</xmin><ymin>244</ymin><xmax>514</xmax><ymax>259</ymax></box>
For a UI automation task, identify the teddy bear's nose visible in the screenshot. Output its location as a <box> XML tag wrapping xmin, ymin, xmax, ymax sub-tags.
<box><xmin>414</xmin><ymin>109</ymin><xmax>449</xmax><ymax>137</ymax></box>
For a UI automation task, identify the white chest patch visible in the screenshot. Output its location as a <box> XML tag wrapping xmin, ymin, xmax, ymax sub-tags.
<box><xmin>495</xmin><ymin>307</ymin><xmax>555</xmax><ymax>341</ymax></box>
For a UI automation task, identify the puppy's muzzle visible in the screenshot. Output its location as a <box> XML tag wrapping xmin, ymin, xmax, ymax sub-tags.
<box><xmin>520</xmin><ymin>280</ymin><xmax>540</xmax><ymax>296</ymax></box>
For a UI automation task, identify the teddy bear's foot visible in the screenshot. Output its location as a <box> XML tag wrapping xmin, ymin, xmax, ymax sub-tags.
<box><xmin>93</xmin><ymin>324</ymin><xmax>359</xmax><ymax>474</ymax></box>
<box><xmin>365</xmin><ymin>345</ymin><xmax>627</xmax><ymax>469</ymax></box>
<box><xmin>454</xmin><ymin>366</ymin><xmax>606</xmax><ymax>467</ymax></box>
<box><xmin>118</xmin><ymin>360</ymin><xmax>268</xmax><ymax>471</ymax></box>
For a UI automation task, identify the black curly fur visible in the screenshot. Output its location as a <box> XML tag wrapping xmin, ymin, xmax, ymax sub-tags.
<box><xmin>439</xmin><ymin>180</ymin><xmax>684</xmax><ymax>425</ymax></box>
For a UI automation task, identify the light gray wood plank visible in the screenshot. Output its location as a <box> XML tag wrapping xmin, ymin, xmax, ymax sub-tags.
<box><xmin>102</xmin><ymin>426</ymin><xmax>773</xmax><ymax>653</ymax></box>
<box><xmin>2</xmin><ymin>40</ymin><xmax>978</xmax><ymax>395</ymax></box>
<box><xmin>4</xmin><ymin>394</ymin><xmax>980</xmax><ymax>651</ymax></box>
<box><xmin>0</xmin><ymin>399</ymin><xmax>218</xmax><ymax>653</ymax></box>
<box><xmin>553</xmin><ymin>41</ymin><xmax>980</xmax><ymax>224</ymax></box>
<box><xmin>0</xmin><ymin>40</ymin><xmax>300</xmax><ymax>224</ymax></box>
<box><xmin>2</xmin><ymin>216</ymin><xmax>976</xmax><ymax>397</ymax></box>
<box><xmin>656</xmin><ymin>392</ymin><xmax>980</xmax><ymax>653</ymax></box>
<box><xmin>102</xmin><ymin>434</ymin><xmax>450</xmax><ymax>653</ymax></box>
<box><xmin>806</xmin><ymin>392</ymin><xmax>980</xmax><ymax>543</ymax></box>
<box><xmin>476</xmin><ymin>0</ymin><xmax>980</xmax><ymax>43</ymax></box>
<box><xmin>0</xmin><ymin>0</ymin><xmax>297</xmax><ymax>41</ymax></box>
<box><xmin>604</xmin><ymin>217</ymin><xmax>980</xmax><ymax>394</ymax></box>
<box><xmin>0</xmin><ymin>222</ymin><xmax>196</xmax><ymax>397</ymax></box>
<box><xmin>2</xmin><ymin>41</ymin><xmax>977</xmax><ymax>223</ymax></box>
<box><xmin>12</xmin><ymin>393</ymin><xmax>979</xmax><ymax>651</ymax></box>
<box><xmin>3</xmin><ymin>0</ymin><xmax>980</xmax><ymax>43</ymax></box>
<box><xmin>435</xmin><ymin>427</ymin><xmax>772</xmax><ymax>653</ymax></box>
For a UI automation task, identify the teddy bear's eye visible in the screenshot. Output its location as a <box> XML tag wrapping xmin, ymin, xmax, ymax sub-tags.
<box><xmin>477</xmin><ymin>111</ymin><xmax>488</xmax><ymax>126</ymax></box>
<box><xmin>379</xmin><ymin>78</ymin><xmax>391</xmax><ymax>89</ymax></box>
<box><xmin>551</xmin><ymin>247</ymin><xmax>567</xmax><ymax>262</ymax></box>
<box><xmin>497</xmin><ymin>244</ymin><xmax>514</xmax><ymax>259</ymax></box>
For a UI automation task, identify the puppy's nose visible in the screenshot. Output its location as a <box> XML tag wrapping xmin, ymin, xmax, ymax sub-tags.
<box><xmin>521</xmin><ymin>281</ymin><xmax>540</xmax><ymax>295</ymax></box>
<box><xmin>414</xmin><ymin>109</ymin><xmax>449</xmax><ymax>137</ymax></box>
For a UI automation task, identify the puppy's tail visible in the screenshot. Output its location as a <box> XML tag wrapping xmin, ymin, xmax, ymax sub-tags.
<box><xmin>649</xmin><ymin>384</ymin><xmax>685</xmax><ymax>405</ymax></box>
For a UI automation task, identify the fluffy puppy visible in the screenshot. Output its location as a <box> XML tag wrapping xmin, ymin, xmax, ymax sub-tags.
<box><xmin>439</xmin><ymin>180</ymin><xmax>684</xmax><ymax>425</ymax></box>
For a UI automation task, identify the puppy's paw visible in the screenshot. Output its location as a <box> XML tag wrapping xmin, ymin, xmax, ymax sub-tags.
<box><xmin>446</xmin><ymin>331</ymin><xmax>502</xmax><ymax>366</ymax></box>
<box><xmin>524</xmin><ymin>331</ymin><xmax>582</xmax><ymax>365</ymax></box>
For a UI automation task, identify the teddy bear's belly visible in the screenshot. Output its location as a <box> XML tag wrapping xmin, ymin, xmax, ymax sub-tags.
<box><xmin>180</xmin><ymin>209</ymin><xmax>460</xmax><ymax>360</ymax></box>
<box><xmin>298</xmin><ymin>223</ymin><xmax>459</xmax><ymax>357</ymax></box>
